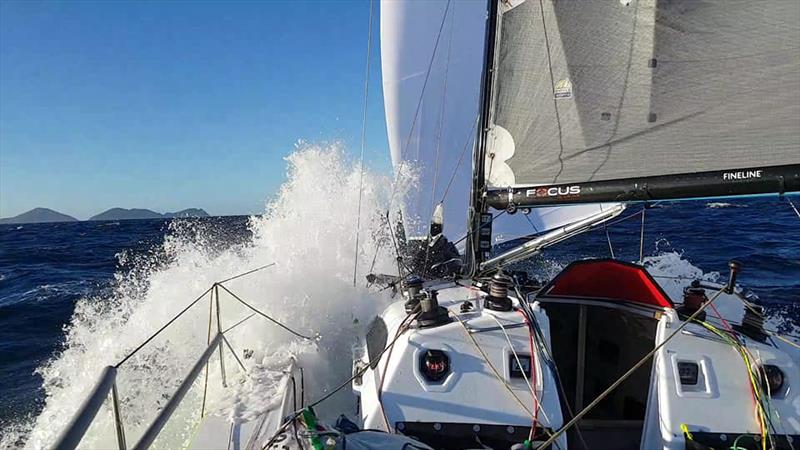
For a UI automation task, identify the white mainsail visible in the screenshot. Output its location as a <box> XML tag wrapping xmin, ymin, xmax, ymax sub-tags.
<box><xmin>380</xmin><ymin>0</ymin><xmax>619</xmax><ymax>244</ymax></box>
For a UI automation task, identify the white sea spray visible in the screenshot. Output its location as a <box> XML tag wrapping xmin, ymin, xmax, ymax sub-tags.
<box><xmin>4</xmin><ymin>143</ymin><xmax>407</xmax><ymax>449</ymax></box>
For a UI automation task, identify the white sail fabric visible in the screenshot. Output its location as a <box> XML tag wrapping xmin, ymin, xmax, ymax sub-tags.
<box><xmin>489</xmin><ymin>0</ymin><xmax>800</xmax><ymax>188</ymax></box>
<box><xmin>381</xmin><ymin>0</ymin><xmax>619</xmax><ymax>243</ymax></box>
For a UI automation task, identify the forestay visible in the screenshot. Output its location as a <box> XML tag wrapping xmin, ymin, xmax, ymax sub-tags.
<box><xmin>485</xmin><ymin>0</ymin><xmax>800</xmax><ymax>207</ymax></box>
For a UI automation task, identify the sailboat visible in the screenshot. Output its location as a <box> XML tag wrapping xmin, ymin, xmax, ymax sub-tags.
<box><xmin>52</xmin><ymin>0</ymin><xmax>799</xmax><ymax>449</ymax></box>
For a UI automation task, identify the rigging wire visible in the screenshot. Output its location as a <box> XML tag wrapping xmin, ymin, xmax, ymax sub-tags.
<box><xmin>353</xmin><ymin>0</ymin><xmax>375</xmax><ymax>287</ymax></box>
<box><xmin>366</xmin><ymin>0</ymin><xmax>453</xmax><ymax>277</ymax></box>
<box><xmin>216</xmin><ymin>262</ymin><xmax>276</xmax><ymax>285</ymax></box>
<box><xmin>786</xmin><ymin>195</ymin><xmax>800</xmax><ymax>219</ymax></box>
<box><xmin>428</xmin><ymin>1</ymin><xmax>455</xmax><ymax>216</ymax></box>
<box><xmin>261</xmin><ymin>312</ymin><xmax>421</xmax><ymax>450</ymax></box>
<box><xmin>639</xmin><ymin>204</ymin><xmax>647</xmax><ymax>263</ymax></box>
<box><xmin>452</xmin><ymin>209</ymin><xmax>508</xmax><ymax>248</ymax></box>
<box><xmin>604</xmin><ymin>225</ymin><xmax>615</xmax><ymax>259</ymax></box>
<box><xmin>512</xmin><ymin>283</ymin><xmax>590</xmax><ymax>450</ymax></box>
<box><xmin>221</xmin><ymin>312</ymin><xmax>256</xmax><ymax>334</ymax></box>
<box><xmin>451</xmin><ymin>312</ymin><xmax>563</xmax><ymax>449</ymax></box>
<box><xmin>523</xmin><ymin>212</ymin><xmax>541</xmax><ymax>235</ymax></box>
<box><xmin>115</xmin><ymin>285</ymin><xmax>213</xmax><ymax>368</ymax></box>
<box><xmin>657</xmin><ymin>278</ymin><xmax>800</xmax><ymax>344</ymax></box>
<box><xmin>217</xmin><ymin>284</ymin><xmax>315</xmax><ymax>341</ymax></box>
<box><xmin>450</xmin><ymin>313</ymin><xmax>534</xmax><ymax>417</ymax></box>
<box><xmin>486</xmin><ymin>314</ymin><xmax>546</xmax><ymax>439</ymax></box>
<box><xmin>536</xmin><ymin>285</ymin><xmax>729</xmax><ymax>448</ymax></box>
<box><xmin>440</xmin><ymin>115</ymin><xmax>479</xmax><ymax>205</ymax></box>
<box><xmin>605</xmin><ymin>206</ymin><xmax>646</xmax><ymax>227</ymax></box>
<box><xmin>694</xmin><ymin>320</ymin><xmax>772</xmax><ymax>449</ymax></box>
<box><xmin>376</xmin><ymin>311</ymin><xmax>418</xmax><ymax>431</ymax></box>
<box><xmin>422</xmin><ymin>4</ymin><xmax>456</xmax><ymax>276</ymax></box>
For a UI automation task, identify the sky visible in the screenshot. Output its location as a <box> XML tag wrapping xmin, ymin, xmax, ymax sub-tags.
<box><xmin>0</xmin><ymin>0</ymin><xmax>390</xmax><ymax>219</ymax></box>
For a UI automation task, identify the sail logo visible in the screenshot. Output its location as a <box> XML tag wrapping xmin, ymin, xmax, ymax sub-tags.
<box><xmin>526</xmin><ymin>185</ymin><xmax>581</xmax><ymax>198</ymax></box>
<box><xmin>554</xmin><ymin>78</ymin><xmax>573</xmax><ymax>99</ymax></box>
<box><xmin>723</xmin><ymin>170</ymin><xmax>762</xmax><ymax>181</ymax></box>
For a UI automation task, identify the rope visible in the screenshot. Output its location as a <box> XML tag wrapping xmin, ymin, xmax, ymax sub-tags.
<box><xmin>421</xmin><ymin>4</ymin><xmax>456</xmax><ymax>277</ymax></box>
<box><xmin>217</xmin><ymin>284</ymin><xmax>315</xmax><ymax>341</ymax></box>
<box><xmin>386</xmin><ymin>212</ymin><xmax>408</xmax><ymax>277</ymax></box>
<box><xmin>353</xmin><ymin>0</ymin><xmax>375</xmax><ymax>287</ymax></box>
<box><xmin>452</xmin><ymin>209</ymin><xmax>508</xmax><ymax>248</ymax></box>
<box><xmin>221</xmin><ymin>334</ymin><xmax>247</xmax><ymax>372</ymax></box>
<box><xmin>786</xmin><ymin>195</ymin><xmax>800</xmax><ymax>219</ymax></box>
<box><xmin>639</xmin><ymin>205</ymin><xmax>646</xmax><ymax>263</ymax></box>
<box><xmin>428</xmin><ymin>1</ymin><xmax>454</xmax><ymax>215</ymax></box>
<box><xmin>487</xmin><ymin>314</ymin><xmax>546</xmax><ymax>438</ymax></box>
<box><xmin>376</xmin><ymin>311</ymin><xmax>418</xmax><ymax>430</ymax></box>
<box><xmin>536</xmin><ymin>285</ymin><xmax>728</xmax><ymax>448</ymax></box>
<box><xmin>774</xmin><ymin>333</ymin><xmax>800</xmax><ymax>350</ymax></box>
<box><xmin>216</xmin><ymin>262</ymin><xmax>276</xmax><ymax>285</ymax></box>
<box><xmin>365</xmin><ymin>0</ymin><xmax>453</xmax><ymax>277</ymax></box>
<box><xmin>452</xmin><ymin>312</ymin><xmax>565</xmax><ymax>449</ymax></box>
<box><xmin>451</xmin><ymin>313</ymin><xmax>534</xmax><ymax>417</ymax></box>
<box><xmin>523</xmin><ymin>212</ymin><xmax>541</xmax><ymax>235</ymax></box>
<box><xmin>604</xmin><ymin>206</ymin><xmax>645</xmax><ymax>227</ymax></box>
<box><xmin>513</xmin><ymin>284</ymin><xmax>591</xmax><ymax>450</ymax></box>
<box><xmin>695</xmin><ymin>320</ymin><xmax>771</xmax><ymax>449</ymax></box>
<box><xmin>222</xmin><ymin>313</ymin><xmax>256</xmax><ymax>334</ymax></box>
<box><xmin>261</xmin><ymin>312</ymin><xmax>420</xmax><ymax>450</ymax></box>
<box><xmin>440</xmin><ymin>115</ymin><xmax>479</xmax><ymax>204</ymax></box>
<box><xmin>115</xmin><ymin>285</ymin><xmax>213</xmax><ymax>368</ymax></box>
<box><xmin>604</xmin><ymin>225</ymin><xmax>615</xmax><ymax>259</ymax></box>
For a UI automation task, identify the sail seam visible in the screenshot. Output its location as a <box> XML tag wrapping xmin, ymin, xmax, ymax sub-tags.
<box><xmin>537</xmin><ymin>0</ymin><xmax>566</xmax><ymax>183</ymax></box>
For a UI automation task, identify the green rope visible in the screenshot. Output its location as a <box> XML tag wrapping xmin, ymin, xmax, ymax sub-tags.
<box><xmin>302</xmin><ymin>407</ymin><xmax>324</xmax><ymax>450</ymax></box>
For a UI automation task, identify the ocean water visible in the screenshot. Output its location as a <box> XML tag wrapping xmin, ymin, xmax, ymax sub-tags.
<box><xmin>0</xmin><ymin>146</ymin><xmax>798</xmax><ymax>448</ymax></box>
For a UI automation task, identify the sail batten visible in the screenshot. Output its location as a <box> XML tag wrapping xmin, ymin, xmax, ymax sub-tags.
<box><xmin>485</xmin><ymin>0</ymin><xmax>800</xmax><ymax>206</ymax></box>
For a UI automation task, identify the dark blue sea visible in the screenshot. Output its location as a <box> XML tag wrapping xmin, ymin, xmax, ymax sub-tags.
<box><xmin>1</xmin><ymin>197</ymin><xmax>798</xmax><ymax>433</ymax></box>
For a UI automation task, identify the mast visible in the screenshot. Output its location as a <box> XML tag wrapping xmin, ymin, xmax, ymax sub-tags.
<box><xmin>466</xmin><ymin>0</ymin><xmax>500</xmax><ymax>275</ymax></box>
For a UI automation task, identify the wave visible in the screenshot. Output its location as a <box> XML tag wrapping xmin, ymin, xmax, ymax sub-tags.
<box><xmin>4</xmin><ymin>144</ymin><xmax>797</xmax><ymax>449</ymax></box>
<box><xmin>706</xmin><ymin>202</ymin><xmax>747</xmax><ymax>209</ymax></box>
<box><xmin>3</xmin><ymin>143</ymin><xmax>407</xmax><ymax>449</ymax></box>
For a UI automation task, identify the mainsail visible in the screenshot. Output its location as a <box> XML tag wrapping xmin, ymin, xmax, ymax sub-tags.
<box><xmin>481</xmin><ymin>0</ymin><xmax>800</xmax><ymax>208</ymax></box>
<box><xmin>381</xmin><ymin>0</ymin><xmax>621</xmax><ymax>243</ymax></box>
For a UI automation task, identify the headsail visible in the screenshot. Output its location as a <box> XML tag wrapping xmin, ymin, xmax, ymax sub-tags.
<box><xmin>482</xmin><ymin>0</ymin><xmax>800</xmax><ymax>209</ymax></box>
<box><xmin>380</xmin><ymin>0</ymin><xmax>621</xmax><ymax>244</ymax></box>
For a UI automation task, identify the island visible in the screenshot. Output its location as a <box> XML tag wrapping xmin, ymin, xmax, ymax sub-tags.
<box><xmin>89</xmin><ymin>208</ymin><xmax>210</xmax><ymax>221</ymax></box>
<box><xmin>0</xmin><ymin>207</ymin><xmax>210</xmax><ymax>224</ymax></box>
<box><xmin>0</xmin><ymin>207</ymin><xmax>78</xmax><ymax>224</ymax></box>
<box><xmin>88</xmin><ymin>208</ymin><xmax>163</xmax><ymax>221</ymax></box>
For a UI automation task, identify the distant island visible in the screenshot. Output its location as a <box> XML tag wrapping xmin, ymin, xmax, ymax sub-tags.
<box><xmin>89</xmin><ymin>207</ymin><xmax>209</xmax><ymax>221</ymax></box>
<box><xmin>0</xmin><ymin>207</ymin><xmax>79</xmax><ymax>224</ymax></box>
<box><xmin>0</xmin><ymin>207</ymin><xmax>209</xmax><ymax>224</ymax></box>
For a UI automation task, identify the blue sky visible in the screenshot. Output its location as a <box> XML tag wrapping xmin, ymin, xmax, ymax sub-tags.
<box><xmin>0</xmin><ymin>0</ymin><xmax>389</xmax><ymax>219</ymax></box>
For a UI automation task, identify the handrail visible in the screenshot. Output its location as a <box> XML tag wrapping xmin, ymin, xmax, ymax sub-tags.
<box><xmin>53</xmin><ymin>366</ymin><xmax>120</xmax><ymax>450</ymax></box>
<box><xmin>132</xmin><ymin>333</ymin><xmax>223</xmax><ymax>450</ymax></box>
<box><xmin>50</xmin><ymin>270</ymin><xmax>307</xmax><ymax>450</ymax></box>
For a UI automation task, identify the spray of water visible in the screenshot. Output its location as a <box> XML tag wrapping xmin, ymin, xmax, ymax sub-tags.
<box><xmin>4</xmin><ymin>143</ymin><xmax>408</xmax><ymax>449</ymax></box>
<box><xmin>4</xmin><ymin>143</ymin><xmax>797</xmax><ymax>449</ymax></box>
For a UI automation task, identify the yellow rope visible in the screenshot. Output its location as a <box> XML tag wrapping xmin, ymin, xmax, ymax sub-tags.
<box><xmin>695</xmin><ymin>320</ymin><xmax>769</xmax><ymax>450</ymax></box>
<box><xmin>774</xmin><ymin>333</ymin><xmax>800</xmax><ymax>350</ymax></box>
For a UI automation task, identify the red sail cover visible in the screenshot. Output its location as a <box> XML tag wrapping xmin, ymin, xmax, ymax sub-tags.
<box><xmin>543</xmin><ymin>259</ymin><xmax>673</xmax><ymax>308</ymax></box>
